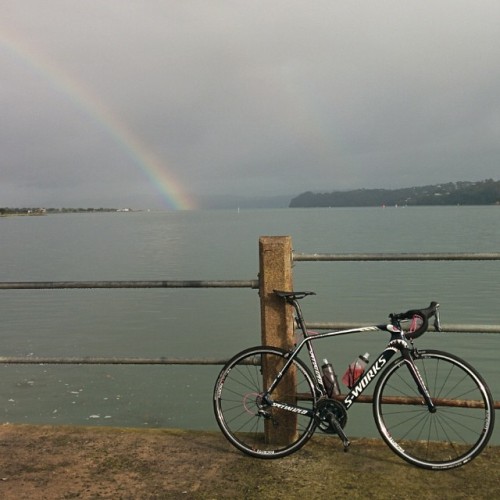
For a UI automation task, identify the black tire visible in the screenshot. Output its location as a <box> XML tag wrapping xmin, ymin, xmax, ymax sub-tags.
<box><xmin>213</xmin><ymin>346</ymin><xmax>317</xmax><ymax>458</ymax></box>
<box><xmin>373</xmin><ymin>349</ymin><xmax>495</xmax><ymax>469</ymax></box>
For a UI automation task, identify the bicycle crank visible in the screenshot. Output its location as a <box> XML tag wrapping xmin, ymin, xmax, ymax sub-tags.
<box><xmin>315</xmin><ymin>399</ymin><xmax>350</xmax><ymax>451</ymax></box>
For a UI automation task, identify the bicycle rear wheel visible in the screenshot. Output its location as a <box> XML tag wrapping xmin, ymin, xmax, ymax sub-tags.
<box><xmin>213</xmin><ymin>346</ymin><xmax>317</xmax><ymax>458</ymax></box>
<box><xmin>373</xmin><ymin>349</ymin><xmax>495</xmax><ymax>469</ymax></box>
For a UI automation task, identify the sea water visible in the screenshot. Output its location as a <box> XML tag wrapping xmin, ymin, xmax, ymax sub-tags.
<box><xmin>0</xmin><ymin>207</ymin><xmax>499</xmax><ymax>442</ymax></box>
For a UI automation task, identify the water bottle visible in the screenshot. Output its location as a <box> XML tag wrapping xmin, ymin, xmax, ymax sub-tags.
<box><xmin>342</xmin><ymin>353</ymin><xmax>370</xmax><ymax>389</ymax></box>
<box><xmin>321</xmin><ymin>358</ymin><xmax>340</xmax><ymax>397</ymax></box>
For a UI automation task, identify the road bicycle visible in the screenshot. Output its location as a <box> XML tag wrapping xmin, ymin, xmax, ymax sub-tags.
<box><xmin>213</xmin><ymin>291</ymin><xmax>495</xmax><ymax>470</ymax></box>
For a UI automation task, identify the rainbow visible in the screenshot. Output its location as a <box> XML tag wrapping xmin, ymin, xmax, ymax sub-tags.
<box><xmin>0</xmin><ymin>29</ymin><xmax>197</xmax><ymax>210</ymax></box>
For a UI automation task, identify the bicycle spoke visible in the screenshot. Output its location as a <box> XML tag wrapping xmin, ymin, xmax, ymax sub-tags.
<box><xmin>214</xmin><ymin>346</ymin><xmax>317</xmax><ymax>458</ymax></box>
<box><xmin>374</xmin><ymin>350</ymin><xmax>494</xmax><ymax>470</ymax></box>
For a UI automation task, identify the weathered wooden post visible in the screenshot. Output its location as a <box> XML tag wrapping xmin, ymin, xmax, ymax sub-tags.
<box><xmin>258</xmin><ymin>236</ymin><xmax>297</xmax><ymax>444</ymax></box>
<box><xmin>259</xmin><ymin>236</ymin><xmax>294</xmax><ymax>348</ymax></box>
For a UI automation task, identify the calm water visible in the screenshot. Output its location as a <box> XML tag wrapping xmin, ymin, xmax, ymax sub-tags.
<box><xmin>1</xmin><ymin>207</ymin><xmax>499</xmax><ymax>442</ymax></box>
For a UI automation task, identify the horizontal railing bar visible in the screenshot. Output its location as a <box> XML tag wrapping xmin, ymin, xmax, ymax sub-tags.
<box><xmin>298</xmin><ymin>393</ymin><xmax>500</xmax><ymax>410</ymax></box>
<box><xmin>3</xmin><ymin>358</ymin><xmax>498</xmax><ymax>410</ymax></box>
<box><xmin>306</xmin><ymin>322</ymin><xmax>500</xmax><ymax>334</ymax></box>
<box><xmin>0</xmin><ymin>357</ymin><xmax>229</xmax><ymax>365</ymax></box>
<box><xmin>0</xmin><ymin>280</ymin><xmax>259</xmax><ymax>290</ymax></box>
<box><xmin>346</xmin><ymin>395</ymin><xmax>500</xmax><ymax>410</ymax></box>
<box><xmin>293</xmin><ymin>252</ymin><xmax>500</xmax><ymax>262</ymax></box>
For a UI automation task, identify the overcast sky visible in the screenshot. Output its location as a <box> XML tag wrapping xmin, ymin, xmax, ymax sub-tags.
<box><xmin>2</xmin><ymin>1</ymin><xmax>500</xmax><ymax>209</ymax></box>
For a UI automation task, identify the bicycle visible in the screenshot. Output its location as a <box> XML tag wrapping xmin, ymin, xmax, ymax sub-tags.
<box><xmin>213</xmin><ymin>290</ymin><xmax>495</xmax><ymax>470</ymax></box>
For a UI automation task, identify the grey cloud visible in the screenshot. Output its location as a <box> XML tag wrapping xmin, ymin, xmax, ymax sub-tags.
<box><xmin>1</xmin><ymin>1</ymin><xmax>500</xmax><ymax>208</ymax></box>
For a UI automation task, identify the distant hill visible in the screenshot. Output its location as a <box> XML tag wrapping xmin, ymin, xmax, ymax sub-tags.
<box><xmin>289</xmin><ymin>179</ymin><xmax>500</xmax><ymax>208</ymax></box>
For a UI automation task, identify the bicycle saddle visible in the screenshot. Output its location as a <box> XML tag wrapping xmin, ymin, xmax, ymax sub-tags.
<box><xmin>274</xmin><ymin>290</ymin><xmax>316</xmax><ymax>300</ymax></box>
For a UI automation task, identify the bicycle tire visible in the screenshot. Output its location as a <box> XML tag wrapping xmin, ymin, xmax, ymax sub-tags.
<box><xmin>213</xmin><ymin>346</ymin><xmax>317</xmax><ymax>458</ymax></box>
<box><xmin>373</xmin><ymin>349</ymin><xmax>495</xmax><ymax>470</ymax></box>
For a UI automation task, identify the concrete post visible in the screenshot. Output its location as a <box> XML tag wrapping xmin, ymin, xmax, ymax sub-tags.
<box><xmin>258</xmin><ymin>236</ymin><xmax>297</xmax><ymax>444</ymax></box>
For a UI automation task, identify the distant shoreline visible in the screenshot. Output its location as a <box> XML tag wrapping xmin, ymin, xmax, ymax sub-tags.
<box><xmin>289</xmin><ymin>179</ymin><xmax>500</xmax><ymax>208</ymax></box>
<box><xmin>0</xmin><ymin>208</ymin><xmax>135</xmax><ymax>216</ymax></box>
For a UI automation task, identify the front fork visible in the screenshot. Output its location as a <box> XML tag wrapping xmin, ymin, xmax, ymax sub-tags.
<box><xmin>401</xmin><ymin>347</ymin><xmax>437</xmax><ymax>413</ymax></box>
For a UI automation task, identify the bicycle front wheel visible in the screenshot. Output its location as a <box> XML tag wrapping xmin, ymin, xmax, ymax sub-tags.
<box><xmin>373</xmin><ymin>349</ymin><xmax>495</xmax><ymax>469</ymax></box>
<box><xmin>213</xmin><ymin>346</ymin><xmax>317</xmax><ymax>458</ymax></box>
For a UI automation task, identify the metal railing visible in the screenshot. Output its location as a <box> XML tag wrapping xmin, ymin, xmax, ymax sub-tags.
<box><xmin>0</xmin><ymin>279</ymin><xmax>257</xmax><ymax>366</ymax></box>
<box><xmin>1</xmin><ymin>250</ymin><xmax>499</xmax><ymax>367</ymax></box>
<box><xmin>0</xmin><ymin>279</ymin><xmax>259</xmax><ymax>290</ymax></box>
<box><xmin>1</xmin><ymin>242</ymin><xmax>499</xmax><ymax>414</ymax></box>
<box><xmin>305</xmin><ymin>322</ymin><xmax>500</xmax><ymax>334</ymax></box>
<box><xmin>0</xmin><ymin>356</ymin><xmax>227</xmax><ymax>365</ymax></box>
<box><xmin>293</xmin><ymin>251</ymin><xmax>500</xmax><ymax>261</ymax></box>
<box><xmin>294</xmin><ymin>251</ymin><xmax>500</xmax><ymax>334</ymax></box>
<box><xmin>293</xmin><ymin>249</ymin><xmax>500</xmax><ymax>410</ymax></box>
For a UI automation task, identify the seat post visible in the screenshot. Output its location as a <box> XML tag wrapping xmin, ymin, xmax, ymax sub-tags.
<box><xmin>289</xmin><ymin>298</ymin><xmax>308</xmax><ymax>337</ymax></box>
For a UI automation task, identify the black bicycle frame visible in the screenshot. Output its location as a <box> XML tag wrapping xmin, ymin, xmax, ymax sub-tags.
<box><xmin>263</xmin><ymin>322</ymin><xmax>435</xmax><ymax>417</ymax></box>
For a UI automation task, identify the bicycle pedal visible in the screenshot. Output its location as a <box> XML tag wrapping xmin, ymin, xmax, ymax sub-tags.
<box><xmin>338</xmin><ymin>432</ymin><xmax>350</xmax><ymax>452</ymax></box>
<box><xmin>341</xmin><ymin>438</ymin><xmax>351</xmax><ymax>452</ymax></box>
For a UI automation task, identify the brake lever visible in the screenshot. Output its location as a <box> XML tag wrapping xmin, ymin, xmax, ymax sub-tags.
<box><xmin>433</xmin><ymin>309</ymin><xmax>442</xmax><ymax>332</ymax></box>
